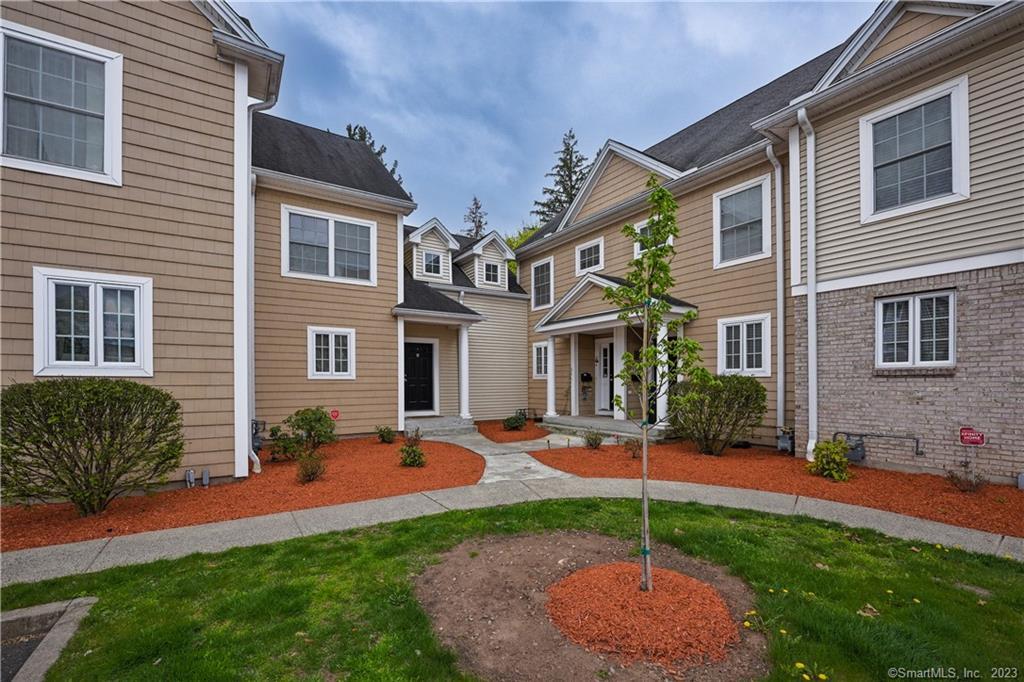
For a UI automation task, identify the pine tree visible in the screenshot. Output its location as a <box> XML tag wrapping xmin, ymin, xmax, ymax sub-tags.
<box><xmin>345</xmin><ymin>123</ymin><xmax>403</xmax><ymax>187</ymax></box>
<box><xmin>532</xmin><ymin>129</ymin><xmax>590</xmax><ymax>223</ymax></box>
<box><xmin>463</xmin><ymin>196</ymin><xmax>488</xmax><ymax>239</ymax></box>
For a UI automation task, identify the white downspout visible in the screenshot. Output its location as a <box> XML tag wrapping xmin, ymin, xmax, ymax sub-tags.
<box><xmin>797</xmin><ymin>108</ymin><xmax>817</xmax><ymax>461</ymax></box>
<box><xmin>766</xmin><ymin>144</ymin><xmax>785</xmax><ymax>436</ymax></box>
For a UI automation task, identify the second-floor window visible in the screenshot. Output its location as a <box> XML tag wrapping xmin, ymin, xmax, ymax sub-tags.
<box><xmin>531</xmin><ymin>257</ymin><xmax>553</xmax><ymax>310</ymax></box>
<box><xmin>1</xmin><ymin>22</ymin><xmax>122</xmax><ymax>185</ymax></box>
<box><xmin>423</xmin><ymin>250</ymin><xmax>443</xmax><ymax>276</ymax></box>
<box><xmin>574</xmin><ymin>237</ymin><xmax>603</xmax><ymax>276</ymax></box>
<box><xmin>713</xmin><ymin>175</ymin><xmax>771</xmax><ymax>268</ymax></box>
<box><xmin>633</xmin><ymin>220</ymin><xmax>674</xmax><ymax>258</ymax></box>
<box><xmin>859</xmin><ymin>76</ymin><xmax>969</xmax><ymax>222</ymax></box>
<box><xmin>282</xmin><ymin>206</ymin><xmax>377</xmax><ymax>286</ymax></box>
<box><xmin>483</xmin><ymin>262</ymin><xmax>500</xmax><ymax>283</ymax></box>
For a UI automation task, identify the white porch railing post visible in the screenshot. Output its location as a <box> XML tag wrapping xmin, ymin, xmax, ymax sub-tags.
<box><xmin>545</xmin><ymin>336</ymin><xmax>557</xmax><ymax>417</ymax></box>
<box><xmin>612</xmin><ymin>325</ymin><xmax>626</xmax><ymax>421</ymax></box>
<box><xmin>458</xmin><ymin>324</ymin><xmax>471</xmax><ymax>420</ymax></box>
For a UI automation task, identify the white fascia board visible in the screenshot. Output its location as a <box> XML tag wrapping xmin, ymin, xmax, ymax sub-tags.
<box><xmin>407</xmin><ymin>218</ymin><xmax>459</xmax><ymax>249</ymax></box>
<box><xmin>453</xmin><ymin>231</ymin><xmax>516</xmax><ymax>262</ymax></box>
<box><xmin>535</xmin><ymin>272</ymin><xmax>619</xmax><ymax>329</ymax></box>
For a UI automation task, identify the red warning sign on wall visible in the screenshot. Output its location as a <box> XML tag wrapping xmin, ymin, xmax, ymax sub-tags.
<box><xmin>959</xmin><ymin>427</ymin><xmax>985</xmax><ymax>446</ymax></box>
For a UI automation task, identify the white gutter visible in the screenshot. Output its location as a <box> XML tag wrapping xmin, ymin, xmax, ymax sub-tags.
<box><xmin>797</xmin><ymin>108</ymin><xmax>817</xmax><ymax>461</ymax></box>
<box><xmin>765</xmin><ymin>144</ymin><xmax>785</xmax><ymax>435</ymax></box>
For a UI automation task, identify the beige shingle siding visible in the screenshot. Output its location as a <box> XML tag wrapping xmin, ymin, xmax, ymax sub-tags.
<box><xmin>412</xmin><ymin>230</ymin><xmax>452</xmax><ymax>282</ymax></box>
<box><xmin>800</xmin><ymin>35</ymin><xmax>1024</xmax><ymax>282</ymax></box>
<box><xmin>523</xmin><ymin>159</ymin><xmax>793</xmax><ymax>442</ymax></box>
<box><xmin>0</xmin><ymin>0</ymin><xmax>238</xmax><ymax>478</ymax></box>
<box><xmin>253</xmin><ymin>187</ymin><xmax>400</xmax><ymax>434</ymax></box>
<box><xmin>857</xmin><ymin>11</ymin><xmax>963</xmax><ymax>71</ymax></box>
<box><xmin>575</xmin><ymin>154</ymin><xmax>664</xmax><ymax>223</ymax></box>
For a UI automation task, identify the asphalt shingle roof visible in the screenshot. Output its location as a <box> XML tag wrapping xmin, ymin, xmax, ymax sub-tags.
<box><xmin>253</xmin><ymin>113</ymin><xmax>411</xmax><ymax>203</ymax></box>
<box><xmin>404</xmin><ymin>225</ymin><xmax>526</xmax><ymax>294</ymax></box>
<box><xmin>396</xmin><ymin>271</ymin><xmax>482</xmax><ymax>317</ymax></box>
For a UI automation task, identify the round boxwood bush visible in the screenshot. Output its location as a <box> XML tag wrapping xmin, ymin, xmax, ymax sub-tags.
<box><xmin>1</xmin><ymin>378</ymin><xmax>184</xmax><ymax>516</ymax></box>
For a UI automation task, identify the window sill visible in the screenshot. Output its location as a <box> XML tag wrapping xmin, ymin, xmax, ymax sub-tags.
<box><xmin>34</xmin><ymin>366</ymin><xmax>153</xmax><ymax>377</ymax></box>
<box><xmin>2</xmin><ymin>155</ymin><xmax>121</xmax><ymax>186</ymax></box>
<box><xmin>282</xmin><ymin>271</ymin><xmax>377</xmax><ymax>287</ymax></box>
<box><xmin>873</xmin><ymin>366</ymin><xmax>956</xmax><ymax>378</ymax></box>
<box><xmin>713</xmin><ymin>251</ymin><xmax>771</xmax><ymax>270</ymax></box>
<box><xmin>861</xmin><ymin>192</ymin><xmax>969</xmax><ymax>225</ymax></box>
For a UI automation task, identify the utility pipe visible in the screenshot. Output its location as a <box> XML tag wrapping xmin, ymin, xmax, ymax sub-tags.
<box><xmin>797</xmin><ymin>108</ymin><xmax>818</xmax><ymax>461</ymax></box>
<box><xmin>765</xmin><ymin>144</ymin><xmax>785</xmax><ymax>435</ymax></box>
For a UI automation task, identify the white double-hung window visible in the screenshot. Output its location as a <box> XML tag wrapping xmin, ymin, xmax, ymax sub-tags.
<box><xmin>483</xmin><ymin>262</ymin><xmax>500</xmax><ymax>283</ymax></box>
<box><xmin>282</xmin><ymin>205</ymin><xmax>377</xmax><ymax>286</ymax></box>
<box><xmin>713</xmin><ymin>175</ymin><xmax>771</xmax><ymax>268</ymax></box>
<box><xmin>33</xmin><ymin>267</ymin><xmax>153</xmax><ymax>376</ymax></box>
<box><xmin>422</xmin><ymin>250</ymin><xmax>443</xmax><ymax>276</ymax></box>
<box><xmin>531</xmin><ymin>256</ymin><xmax>553</xmax><ymax>310</ymax></box>
<box><xmin>532</xmin><ymin>341</ymin><xmax>549</xmax><ymax>378</ymax></box>
<box><xmin>307</xmin><ymin>326</ymin><xmax>356</xmax><ymax>379</ymax></box>
<box><xmin>859</xmin><ymin>76</ymin><xmax>969</xmax><ymax>222</ymax></box>
<box><xmin>717</xmin><ymin>313</ymin><xmax>770</xmax><ymax>377</ymax></box>
<box><xmin>875</xmin><ymin>292</ymin><xmax>955</xmax><ymax>368</ymax></box>
<box><xmin>1</xmin><ymin>21</ymin><xmax>122</xmax><ymax>185</ymax></box>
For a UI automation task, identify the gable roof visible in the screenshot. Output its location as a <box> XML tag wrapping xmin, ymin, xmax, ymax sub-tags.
<box><xmin>407</xmin><ymin>218</ymin><xmax>460</xmax><ymax>249</ymax></box>
<box><xmin>518</xmin><ymin>40</ymin><xmax>850</xmax><ymax>254</ymax></box>
<box><xmin>252</xmin><ymin>113</ymin><xmax>412</xmax><ymax>203</ymax></box>
<box><xmin>453</xmin><ymin>231</ymin><xmax>516</xmax><ymax>261</ymax></box>
<box><xmin>403</xmin><ymin>225</ymin><xmax>527</xmax><ymax>295</ymax></box>
<box><xmin>535</xmin><ymin>272</ymin><xmax>695</xmax><ymax>332</ymax></box>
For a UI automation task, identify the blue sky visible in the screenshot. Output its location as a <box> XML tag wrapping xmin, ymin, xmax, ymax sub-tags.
<box><xmin>236</xmin><ymin>1</ymin><xmax>875</xmax><ymax>234</ymax></box>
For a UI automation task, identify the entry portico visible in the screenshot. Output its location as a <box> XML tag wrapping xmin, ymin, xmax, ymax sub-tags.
<box><xmin>533</xmin><ymin>273</ymin><xmax>696</xmax><ymax>424</ymax></box>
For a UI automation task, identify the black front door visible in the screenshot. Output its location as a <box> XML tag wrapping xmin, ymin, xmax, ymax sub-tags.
<box><xmin>405</xmin><ymin>342</ymin><xmax>434</xmax><ymax>412</ymax></box>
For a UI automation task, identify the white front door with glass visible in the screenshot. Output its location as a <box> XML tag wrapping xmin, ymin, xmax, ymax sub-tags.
<box><xmin>596</xmin><ymin>338</ymin><xmax>614</xmax><ymax>415</ymax></box>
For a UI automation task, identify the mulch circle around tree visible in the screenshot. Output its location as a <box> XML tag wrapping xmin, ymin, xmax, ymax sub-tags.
<box><xmin>1</xmin><ymin>437</ymin><xmax>484</xmax><ymax>552</ymax></box>
<box><xmin>475</xmin><ymin>419</ymin><xmax>551</xmax><ymax>443</ymax></box>
<box><xmin>413</xmin><ymin>532</ymin><xmax>769</xmax><ymax>681</ymax></box>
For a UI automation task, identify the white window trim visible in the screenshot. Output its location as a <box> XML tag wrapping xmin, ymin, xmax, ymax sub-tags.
<box><xmin>422</xmin><ymin>249</ymin><xmax>444</xmax><ymax>277</ymax></box>
<box><xmin>874</xmin><ymin>291</ymin><xmax>956</xmax><ymax>368</ymax></box>
<box><xmin>532</xmin><ymin>341</ymin><xmax>549</xmax><ymax>379</ymax></box>
<box><xmin>712</xmin><ymin>174</ymin><xmax>772</xmax><ymax>269</ymax></box>
<box><xmin>531</xmin><ymin>255</ymin><xmax>554</xmax><ymax>311</ymax></box>
<box><xmin>0</xmin><ymin>20</ymin><xmax>123</xmax><ymax>186</ymax></box>
<box><xmin>632</xmin><ymin>219</ymin><xmax>675</xmax><ymax>259</ymax></box>
<box><xmin>716</xmin><ymin>312</ymin><xmax>771</xmax><ymax>377</ymax></box>
<box><xmin>405</xmin><ymin>336</ymin><xmax>440</xmax><ymax>416</ymax></box>
<box><xmin>858</xmin><ymin>75</ymin><xmax>970</xmax><ymax>224</ymax></box>
<box><xmin>574</xmin><ymin>236</ymin><xmax>604</xmax><ymax>276</ymax></box>
<box><xmin>280</xmin><ymin>204</ymin><xmax>378</xmax><ymax>287</ymax></box>
<box><xmin>32</xmin><ymin>266</ymin><xmax>153</xmax><ymax>376</ymax></box>
<box><xmin>306</xmin><ymin>326</ymin><xmax>357</xmax><ymax>380</ymax></box>
<box><xmin>483</xmin><ymin>260</ymin><xmax>501</xmax><ymax>284</ymax></box>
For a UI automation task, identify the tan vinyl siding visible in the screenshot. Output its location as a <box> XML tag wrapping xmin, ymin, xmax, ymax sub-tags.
<box><xmin>524</xmin><ymin>160</ymin><xmax>791</xmax><ymax>441</ymax></box>
<box><xmin>253</xmin><ymin>187</ymin><xmax>400</xmax><ymax>434</ymax></box>
<box><xmin>857</xmin><ymin>11</ymin><xmax>963</xmax><ymax>70</ymax></box>
<box><xmin>0</xmin><ymin>0</ymin><xmax>237</xmax><ymax>478</ymax></box>
<box><xmin>804</xmin><ymin>35</ymin><xmax>1024</xmax><ymax>282</ymax></box>
<box><xmin>578</xmin><ymin>334</ymin><xmax>596</xmax><ymax>415</ymax></box>
<box><xmin>404</xmin><ymin>322</ymin><xmax>458</xmax><ymax>416</ymax></box>
<box><xmin>555</xmin><ymin>284</ymin><xmax>614</xmax><ymax>322</ymax></box>
<box><xmin>449</xmin><ymin>293</ymin><xmax>527</xmax><ymax>419</ymax></box>
<box><xmin>576</xmin><ymin>154</ymin><xmax>664</xmax><ymax>223</ymax></box>
<box><xmin>412</xmin><ymin>230</ymin><xmax>452</xmax><ymax>283</ymax></box>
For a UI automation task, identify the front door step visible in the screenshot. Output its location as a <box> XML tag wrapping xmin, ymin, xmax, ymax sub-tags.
<box><xmin>405</xmin><ymin>416</ymin><xmax>478</xmax><ymax>437</ymax></box>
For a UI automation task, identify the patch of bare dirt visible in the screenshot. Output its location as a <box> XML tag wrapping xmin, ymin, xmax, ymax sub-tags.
<box><xmin>413</xmin><ymin>532</ymin><xmax>769</xmax><ymax>681</ymax></box>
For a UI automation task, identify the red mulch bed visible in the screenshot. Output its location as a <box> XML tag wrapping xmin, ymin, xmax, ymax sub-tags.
<box><xmin>546</xmin><ymin>562</ymin><xmax>739</xmax><ymax>671</ymax></box>
<box><xmin>476</xmin><ymin>419</ymin><xmax>550</xmax><ymax>443</ymax></box>
<box><xmin>532</xmin><ymin>442</ymin><xmax>1024</xmax><ymax>538</ymax></box>
<box><xmin>0</xmin><ymin>437</ymin><xmax>484</xmax><ymax>552</ymax></box>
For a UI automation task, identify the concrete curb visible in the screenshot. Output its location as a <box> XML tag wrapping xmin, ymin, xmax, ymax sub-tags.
<box><xmin>2</xmin><ymin>478</ymin><xmax>1020</xmax><ymax>586</ymax></box>
<box><xmin>4</xmin><ymin>596</ymin><xmax>98</xmax><ymax>682</ymax></box>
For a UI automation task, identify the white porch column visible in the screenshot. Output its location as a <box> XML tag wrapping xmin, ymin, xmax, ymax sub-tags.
<box><xmin>545</xmin><ymin>336</ymin><xmax>557</xmax><ymax>417</ymax></box>
<box><xmin>612</xmin><ymin>325</ymin><xmax>626</xmax><ymax>421</ymax></box>
<box><xmin>458</xmin><ymin>323</ymin><xmax>472</xmax><ymax>420</ymax></box>
<box><xmin>397</xmin><ymin>318</ymin><xmax>406</xmax><ymax>431</ymax></box>
<box><xmin>569</xmin><ymin>333</ymin><xmax>579</xmax><ymax>416</ymax></box>
<box><xmin>656</xmin><ymin>323</ymin><xmax>669</xmax><ymax>423</ymax></box>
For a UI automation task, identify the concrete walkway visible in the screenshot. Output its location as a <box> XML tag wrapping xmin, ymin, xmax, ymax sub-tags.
<box><xmin>437</xmin><ymin>432</ymin><xmax>579</xmax><ymax>484</ymax></box>
<box><xmin>3</xmin><ymin>477</ymin><xmax>1021</xmax><ymax>586</ymax></box>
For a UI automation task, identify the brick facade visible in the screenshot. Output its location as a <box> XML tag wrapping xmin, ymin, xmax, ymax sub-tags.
<box><xmin>794</xmin><ymin>263</ymin><xmax>1024</xmax><ymax>483</ymax></box>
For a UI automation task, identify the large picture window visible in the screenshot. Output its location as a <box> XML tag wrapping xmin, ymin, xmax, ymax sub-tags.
<box><xmin>713</xmin><ymin>175</ymin><xmax>771</xmax><ymax>268</ymax></box>
<box><xmin>33</xmin><ymin>267</ymin><xmax>153</xmax><ymax>376</ymax></box>
<box><xmin>875</xmin><ymin>292</ymin><xmax>955</xmax><ymax>368</ymax></box>
<box><xmin>1</xmin><ymin>21</ymin><xmax>122</xmax><ymax>185</ymax></box>
<box><xmin>859</xmin><ymin>76</ymin><xmax>969</xmax><ymax>222</ymax></box>
<box><xmin>307</xmin><ymin>326</ymin><xmax>356</xmax><ymax>379</ymax></box>
<box><xmin>281</xmin><ymin>205</ymin><xmax>377</xmax><ymax>286</ymax></box>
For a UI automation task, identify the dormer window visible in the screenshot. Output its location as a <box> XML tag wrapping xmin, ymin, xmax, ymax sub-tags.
<box><xmin>423</xmin><ymin>250</ymin><xmax>442</xmax><ymax>276</ymax></box>
<box><xmin>484</xmin><ymin>262</ymin><xmax>500</xmax><ymax>284</ymax></box>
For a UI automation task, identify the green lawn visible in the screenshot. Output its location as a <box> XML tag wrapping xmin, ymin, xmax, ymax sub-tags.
<box><xmin>3</xmin><ymin>500</ymin><xmax>1022</xmax><ymax>681</ymax></box>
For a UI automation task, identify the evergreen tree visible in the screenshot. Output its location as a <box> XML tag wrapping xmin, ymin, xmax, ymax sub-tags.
<box><xmin>345</xmin><ymin>123</ymin><xmax>403</xmax><ymax>187</ymax></box>
<box><xmin>532</xmin><ymin>129</ymin><xmax>589</xmax><ymax>222</ymax></box>
<box><xmin>463</xmin><ymin>196</ymin><xmax>488</xmax><ymax>239</ymax></box>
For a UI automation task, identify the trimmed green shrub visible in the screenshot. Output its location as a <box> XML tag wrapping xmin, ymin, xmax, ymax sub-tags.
<box><xmin>296</xmin><ymin>453</ymin><xmax>326</xmax><ymax>484</ymax></box>
<box><xmin>583</xmin><ymin>431</ymin><xmax>604</xmax><ymax>449</ymax></box>
<box><xmin>503</xmin><ymin>414</ymin><xmax>527</xmax><ymax>431</ymax></box>
<box><xmin>404</xmin><ymin>427</ymin><xmax>422</xmax><ymax>448</ymax></box>
<box><xmin>623</xmin><ymin>437</ymin><xmax>643</xmax><ymax>459</ymax></box>
<box><xmin>807</xmin><ymin>440</ymin><xmax>851</xmax><ymax>481</ymax></box>
<box><xmin>399</xmin><ymin>444</ymin><xmax>426</xmax><ymax>467</ymax></box>
<box><xmin>375</xmin><ymin>425</ymin><xmax>396</xmax><ymax>444</ymax></box>
<box><xmin>1</xmin><ymin>378</ymin><xmax>184</xmax><ymax>516</ymax></box>
<box><xmin>269</xmin><ymin>407</ymin><xmax>336</xmax><ymax>461</ymax></box>
<box><xmin>670</xmin><ymin>371</ymin><xmax>767</xmax><ymax>456</ymax></box>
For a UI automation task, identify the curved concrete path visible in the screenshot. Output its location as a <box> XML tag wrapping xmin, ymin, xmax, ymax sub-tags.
<box><xmin>3</xmin><ymin>476</ymin><xmax>1021</xmax><ymax>586</ymax></box>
